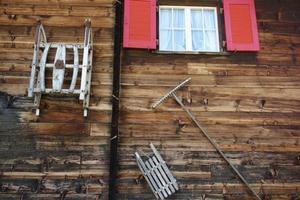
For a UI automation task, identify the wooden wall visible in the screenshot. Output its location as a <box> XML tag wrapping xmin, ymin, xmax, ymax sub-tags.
<box><xmin>118</xmin><ymin>0</ymin><xmax>300</xmax><ymax>199</ymax></box>
<box><xmin>0</xmin><ymin>0</ymin><xmax>114</xmax><ymax>199</ymax></box>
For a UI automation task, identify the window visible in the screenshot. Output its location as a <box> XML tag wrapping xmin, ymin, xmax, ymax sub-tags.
<box><xmin>123</xmin><ymin>0</ymin><xmax>259</xmax><ymax>52</ymax></box>
<box><xmin>159</xmin><ymin>6</ymin><xmax>220</xmax><ymax>52</ymax></box>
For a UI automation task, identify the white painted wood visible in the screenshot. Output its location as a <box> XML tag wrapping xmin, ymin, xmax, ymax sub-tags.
<box><xmin>185</xmin><ymin>8</ymin><xmax>192</xmax><ymax>51</ymax></box>
<box><xmin>152</xmin><ymin>156</ymin><xmax>176</xmax><ymax>193</ymax></box>
<box><xmin>83</xmin><ymin>32</ymin><xmax>93</xmax><ymax>116</ymax></box>
<box><xmin>28</xmin><ymin>46</ymin><xmax>39</xmax><ymax>97</ymax></box>
<box><xmin>40</xmin><ymin>43</ymin><xmax>83</xmax><ymax>49</ymax></box>
<box><xmin>80</xmin><ymin>46</ymin><xmax>89</xmax><ymax>100</ymax></box>
<box><xmin>52</xmin><ymin>45</ymin><xmax>66</xmax><ymax>92</ymax></box>
<box><xmin>39</xmin><ymin>24</ymin><xmax>47</xmax><ymax>43</ymax></box>
<box><xmin>34</xmin><ymin>88</ymin><xmax>81</xmax><ymax>94</ymax></box>
<box><xmin>135</xmin><ymin>144</ymin><xmax>179</xmax><ymax>199</ymax></box>
<box><xmin>145</xmin><ymin>160</ymin><xmax>168</xmax><ymax>198</ymax></box>
<box><xmin>150</xmin><ymin>143</ymin><xmax>179</xmax><ymax>190</ymax></box>
<box><xmin>28</xmin><ymin>20</ymin><xmax>93</xmax><ymax>117</ymax></box>
<box><xmin>39</xmin><ymin>44</ymin><xmax>50</xmax><ymax>92</ymax></box>
<box><xmin>80</xmin><ymin>20</ymin><xmax>92</xmax><ymax>101</ymax></box>
<box><xmin>69</xmin><ymin>46</ymin><xmax>79</xmax><ymax>92</ymax></box>
<box><xmin>35</xmin><ymin>109</ymin><xmax>40</xmax><ymax>116</ymax></box>
<box><xmin>135</xmin><ymin>153</ymin><xmax>161</xmax><ymax>200</ymax></box>
<box><xmin>83</xmin><ymin>109</ymin><xmax>88</xmax><ymax>117</ymax></box>
<box><xmin>148</xmin><ymin>157</ymin><xmax>171</xmax><ymax>196</ymax></box>
<box><xmin>28</xmin><ymin>24</ymin><xmax>46</xmax><ymax>97</ymax></box>
<box><xmin>33</xmin><ymin>92</ymin><xmax>41</xmax><ymax>116</ymax></box>
<box><xmin>46</xmin><ymin>64</ymin><xmax>83</xmax><ymax>69</ymax></box>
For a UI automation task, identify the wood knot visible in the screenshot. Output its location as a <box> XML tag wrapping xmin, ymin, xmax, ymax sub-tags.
<box><xmin>97</xmin><ymin>179</ymin><xmax>105</xmax><ymax>186</ymax></box>
<box><xmin>235</xmin><ymin>99</ymin><xmax>241</xmax><ymax>111</ymax></box>
<box><xmin>175</xmin><ymin>119</ymin><xmax>187</xmax><ymax>134</ymax></box>
<box><xmin>182</xmin><ymin>97</ymin><xmax>192</xmax><ymax>106</ymax></box>
<box><xmin>220</xmin><ymin>70</ymin><xmax>228</xmax><ymax>76</ymax></box>
<box><xmin>295</xmin><ymin>155</ymin><xmax>300</xmax><ymax>165</ymax></box>
<box><xmin>259</xmin><ymin>99</ymin><xmax>266</xmax><ymax>109</ymax></box>
<box><xmin>265</xmin><ymin>165</ymin><xmax>279</xmax><ymax>180</ymax></box>
<box><xmin>262</xmin><ymin>193</ymin><xmax>272</xmax><ymax>200</ymax></box>
<box><xmin>269</xmin><ymin>168</ymin><xmax>279</xmax><ymax>179</ymax></box>
<box><xmin>135</xmin><ymin>174</ymin><xmax>144</xmax><ymax>184</ymax></box>
<box><xmin>54</xmin><ymin>59</ymin><xmax>65</xmax><ymax>69</ymax></box>
<box><xmin>9</xmin><ymin>32</ymin><xmax>16</xmax><ymax>41</ymax></box>
<box><xmin>59</xmin><ymin>190</ymin><xmax>68</xmax><ymax>200</ymax></box>
<box><xmin>277</xmin><ymin>9</ymin><xmax>282</xmax><ymax>21</ymax></box>
<box><xmin>201</xmin><ymin>194</ymin><xmax>206</xmax><ymax>200</ymax></box>
<box><xmin>8</xmin><ymin>14</ymin><xmax>17</xmax><ymax>20</ymax></box>
<box><xmin>203</xmin><ymin>98</ymin><xmax>208</xmax><ymax>106</ymax></box>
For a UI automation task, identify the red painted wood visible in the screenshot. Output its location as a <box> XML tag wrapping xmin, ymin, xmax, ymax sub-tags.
<box><xmin>123</xmin><ymin>0</ymin><xmax>157</xmax><ymax>49</ymax></box>
<box><xmin>223</xmin><ymin>0</ymin><xmax>260</xmax><ymax>51</ymax></box>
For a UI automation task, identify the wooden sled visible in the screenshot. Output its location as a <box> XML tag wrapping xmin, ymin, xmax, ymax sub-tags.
<box><xmin>28</xmin><ymin>19</ymin><xmax>93</xmax><ymax>117</ymax></box>
<box><xmin>135</xmin><ymin>143</ymin><xmax>179</xmax><ymax>200</ymax></box>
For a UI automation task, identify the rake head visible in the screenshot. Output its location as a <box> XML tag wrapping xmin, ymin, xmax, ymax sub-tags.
<box><xmin>151</xmin><ymin>77</ymin><xmax>191</xmax><ymax>109</ymax></box>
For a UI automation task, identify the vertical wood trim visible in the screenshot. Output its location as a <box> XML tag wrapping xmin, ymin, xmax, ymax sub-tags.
<box><xmin>185</xmin><ymin>8</ymin><xmax>192</xmax><ymax>51</ymax></box>
<box><xmin>108</xmin><ymin>1</ymin><xmax>122</xmax><ymax>199</ymax></box>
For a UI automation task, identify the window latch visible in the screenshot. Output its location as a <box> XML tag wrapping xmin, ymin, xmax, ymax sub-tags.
<box><xmin>220</xmin><ymin>8</ymin><xmax>224</xmax><ymax>14</ymax></box>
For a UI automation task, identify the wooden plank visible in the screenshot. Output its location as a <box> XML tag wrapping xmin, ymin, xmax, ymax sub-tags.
<box><xmin>120</xmin><ymin>74</ymin><xmax>300</xmax><ymax>88</ymax></box>
<box><xmin>1</xmin><ymin>0</ymin><xmax>114</xmax><ymax>6</ymax></box>
<box><xmin>39</xmin><ymin>43</ymin><xmax>50</xmax><ymax>92</ymax></box>
<box><xmin>119</xmin><ymin>86</ymin><xmax>300</xmax><ymax>101</ymax></box>
<box><xmin>2</xmin><ymin>5</ymin><xmax>113</xmax><ymax>17</ymax></box>
<box><xmin>69</xmin><ymin>45</ymin><xmax>79</xmax><ymax>92</ymax></box>
<box><xmin>52</xmin><ymin>44</ymin><xmax>66</xmax><ymax>92</ymax></box>
<box><xmin>1</xmin><ymin>170</ymin><xmax>108</xmax><ymax>179</ymax></box>
<box><xmin>0</xmin><ymin>15</ymin><xmax>114</xmax><ymax>28</ymax></box>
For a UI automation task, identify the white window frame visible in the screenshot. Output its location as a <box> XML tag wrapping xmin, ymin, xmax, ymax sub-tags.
<box><xmin>159</xmin><ymin>6</ymin><xmax>220</xmax><ymax>52</ymax></box>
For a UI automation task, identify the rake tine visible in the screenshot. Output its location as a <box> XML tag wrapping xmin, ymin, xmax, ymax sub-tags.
<box><xmin>152</xmin><ymin>77</ymin><xmax>191</xmax><ymax>109</ymax></box>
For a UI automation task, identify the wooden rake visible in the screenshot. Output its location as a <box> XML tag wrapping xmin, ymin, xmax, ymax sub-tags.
<box><xmin>152</xmin><ymin>77</ymin><xmax>262</xmax><ymax>200</ymax></box>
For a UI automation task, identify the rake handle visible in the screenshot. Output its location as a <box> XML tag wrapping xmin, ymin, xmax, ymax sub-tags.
<box><xmin>171</xmin><ymin>93</ymin><xmax>262</xmax><ymax>200</ymax></box>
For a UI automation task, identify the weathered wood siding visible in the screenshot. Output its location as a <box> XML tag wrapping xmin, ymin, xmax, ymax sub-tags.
<box><xmin>118</xmin><ymin>0</ymin><xmax>300</xmax><ymax>199</ymax></box>
<box><xmin>0</xmin><ymin>1</ymin><xmax>114</xmax><ymax>199</ymax></box>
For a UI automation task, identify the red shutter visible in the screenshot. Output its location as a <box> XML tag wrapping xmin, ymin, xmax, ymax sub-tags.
<box><xmin>223</xmin><ymin>0</ymin><xmax>260</xmax><ymax>51</ymax></box>
<box><xmin>123</xmin><ymin>0</ymin><xmax>156</xmax><ymax>49</ymax></box>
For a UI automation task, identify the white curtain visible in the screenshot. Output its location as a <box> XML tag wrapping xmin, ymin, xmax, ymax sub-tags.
<box><xmin>191</xmin><ymin>9</ymin><xmax>218</xmax><ymax>51</ymax></box>
<box><xmin>159</xmin><ymin>8</ymin><xmax>172</xmax><ymax>50</ymax></box>
<box><xmin>173</xmin><ymin>9</ymin><xmax>185</xmax><ymax>51</ymax></box>
<box><xmin>203</xmin><ymin>9</ymin><xmax>217</xmax><ymax>51</ymax></box>
<box><xmin>191</xmin><ymin>10</ymin><xmax>203</xmax><ymax>51</ymax></box>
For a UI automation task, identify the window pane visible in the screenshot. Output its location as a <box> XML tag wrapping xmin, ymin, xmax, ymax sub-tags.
<box><xmin>205</xmin><ymin>30</ymin><xmax>218</xmax><ymax>51</ymax></box>
<box><xmin>174</xmin><ymin>30</ymin><xmax>185</xmax><ymax>51</ymax></box>
<box><xmin>160</xmin><ymin>8</ymin><xmax>172</xmax><ymax>28</ymax></box>
<box><xmin>173</xmin><ymin>9</ymin><xmax>185</xmax><ymax>28</ymax></box>
<box><xmin>160</xmin><ymin>30</ymin><xmax>172</xmax><ymax>50</ymax></box>
<box><xmin>192</xmin><ymin>30</ymin><xmax>204</xmax><ymax>51</ymax></box>
<box><xmin>159</xmin><ymin>7</ymin><xmax>219</xmax><ymax>52</ymax></box>
<box><xmin>191</xmin><ymin>10</ymin><xmax>203</xmax><ymax>29</ymax></box>
<box><xmin>203</xmin><ymin>9</ymin><xmax>216</xmax><ymax>29</ymax></box>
